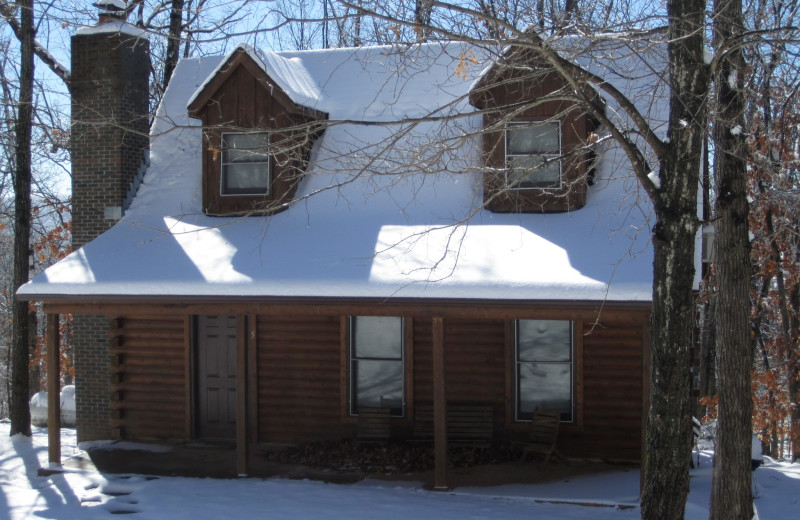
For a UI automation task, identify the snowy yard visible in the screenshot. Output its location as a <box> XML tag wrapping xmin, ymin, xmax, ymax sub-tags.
<box><xmin>1</xmin><ymin>422</ymin><xmax>797</xmax><ymax>519</ymax></box>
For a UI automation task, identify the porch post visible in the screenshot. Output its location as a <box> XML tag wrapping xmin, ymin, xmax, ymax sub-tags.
<box><xmin>236</xmin><ymin>314</ymin><xmax>248</xmax><ymax>476</ymax></box>
<box><xmin>432</xmin><ymin>316</ymin><xmax>448</xmax><ymax>490</ymax></box>
<box><xmin>46</xmin><ymin>313</ymin><xmax>61</xmax><ymax>465</ymax></box>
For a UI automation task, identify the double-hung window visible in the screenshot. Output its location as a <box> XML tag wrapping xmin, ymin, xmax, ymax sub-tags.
<box><xmin>505</xmin><ymin>121</ymin><xmax>562</xmax><ymax>189</ymax></box>
<box><xmin>349</xmin><ymin>316</ymin><xmax>405</xmax><ymax>416</ymax></box>
<box><xmin>220</xmin><ymin>132</ymin><xmax>271</xmax><ymax>195</ymax></box>
<box><xmin>515</xmin><ymin>319</ymin><xmax>573</xmax><ymax>422</ymax></box>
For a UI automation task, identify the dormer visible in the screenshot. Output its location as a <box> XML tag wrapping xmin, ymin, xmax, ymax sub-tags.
<box><xmin>470</xmin><ymin>47</ymin><xmax>599</xmax><ymax>213</ymax></box>
<box><xmin>188</xmin><ymin>45</ymin><xmax>327</xmax><ymax>216</ymax></box>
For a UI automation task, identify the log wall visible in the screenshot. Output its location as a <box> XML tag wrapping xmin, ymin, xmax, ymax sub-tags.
<box><xmin>562</xmin><ymin>318</ymin><xmax>644</xmax><ymax>460</ymax></box>
<box><xmin>107</xmin><ymin>305</ymin><xmax>646</xmax><ymax>461</ymax></box>
<box><xmin>413</xmin><ymin>318</ymin><xmax>506</xmax><ymax>425</ymax></box>
<box><xmin>256</xmin><ymin>314</ymin><xmax>348</xmax><ymax>443</ymax></box>
<box><xmin>110</xmin><ymin>316</ymin><xmax>189</xmax><ymax>441</ymax></box>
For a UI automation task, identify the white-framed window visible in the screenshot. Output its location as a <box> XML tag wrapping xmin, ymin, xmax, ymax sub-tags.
<box><xmin>515</xmin><ymin>319</ymin><xmax>573</xmax><ymax>422</ymax></box>
<box><xmin>220</xmin><ymin>132</ymin><xmax>271</xmax><ymax>195</ymax></box>
<box><xmin>505</xmin><ymin>121</ymin><xmax>562</xmax><ymax>189</ymax></box>
<box><xmin>349</xmin><ymin>316</ymin><xmax>405</xmax><ymax>417</ymax></box>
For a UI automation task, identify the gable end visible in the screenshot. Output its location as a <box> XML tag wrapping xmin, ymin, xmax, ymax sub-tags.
<box><xmin>188</xmin><ymin>49</ymin><xmax>327</xmax><ymax>216</ymax></box>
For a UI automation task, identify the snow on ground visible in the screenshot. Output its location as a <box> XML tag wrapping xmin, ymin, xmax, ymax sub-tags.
<box><xmin>0</xmin><ymin>422</ymin><xmax>796</xmax><ymax>519</ymax></box>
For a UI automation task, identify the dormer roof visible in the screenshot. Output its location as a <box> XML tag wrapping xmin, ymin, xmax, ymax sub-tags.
<box><xmin>187</xmin><ymin>43</ymin><xmax>327</xmax><ymax>120</ymax></box>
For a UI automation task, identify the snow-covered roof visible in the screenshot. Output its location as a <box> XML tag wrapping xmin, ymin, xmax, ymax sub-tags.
<box><xmin>20</xmin><ymin>40</ymin><xmax>666</xmax><ymax>303</ymax></box>
<box><xmin>187</xmin><ymin>43</ymin><xmax>323</xmax><ymax>112</ymax></box>
<box><xmin>95</xmin><ymin>0</ymin><xmax>127</xmax><ymax>10</ymax></box>
<box><xmin>74</xmin><ymin>20</ymin><xmax>148</xmax><ymax>39</ymax></box>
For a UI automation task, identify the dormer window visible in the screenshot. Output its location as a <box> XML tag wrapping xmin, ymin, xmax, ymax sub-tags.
<box><xmin>221</xmin><ymin>132</ymin><xmax>271</xmax><ymax>196</ymax></box>
<box><xmin>187</xmin><ymin>46</ymin><xmax>327</xmax><ymax>216</ymax></box>
<box><xmin>469</xmin><ymin>51</ymin><xmax>600</xmax><ymax>214</ymax></box>
<box><xmin>506</xmin><ymin>122</ymin><xmax>562</xmax><ymax>189</ymax></box>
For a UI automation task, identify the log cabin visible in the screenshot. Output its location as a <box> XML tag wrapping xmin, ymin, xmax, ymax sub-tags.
<box><xmin>18</xmin><ymin>9</ymin><xmax>672</xmax><ymax>486</ymax></box>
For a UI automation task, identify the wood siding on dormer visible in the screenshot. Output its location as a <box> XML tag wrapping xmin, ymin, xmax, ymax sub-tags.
<box><xmin>472</xmin><ymin>65</ymin><xmax>599</xmax><ymax>213</ymax></box>
<box><xmin>190</xmin><ymin>52</ymin><xmax>325</xmax><ymax>216</ymax></box>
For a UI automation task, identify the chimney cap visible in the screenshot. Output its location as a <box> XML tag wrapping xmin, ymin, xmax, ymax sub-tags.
<box><xmin>93</xmin><ymin>0</ymin><xmax>128</xmax><ymax>24</ymax></box>
<box><xmin>93</xmin><ymin>0</ymin><xmax>127</xmax><ymax>11</ymax></box>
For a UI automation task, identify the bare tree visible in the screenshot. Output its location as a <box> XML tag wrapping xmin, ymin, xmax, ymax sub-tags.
<box><xmin>709</xmin><ymin>0</ymin><xmax>753</xmax><ymax>515</ymax></box>
<box><xmin>9</xmin><ymin>0</ymin><xmax>34</xmax><ymax>436</ymax></box>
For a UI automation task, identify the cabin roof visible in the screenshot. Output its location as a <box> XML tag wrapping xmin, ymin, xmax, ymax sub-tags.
<box><xmin>20</xmin><ymin>40</ymin><xmax>678</xmax><ymax>302</ymax></box>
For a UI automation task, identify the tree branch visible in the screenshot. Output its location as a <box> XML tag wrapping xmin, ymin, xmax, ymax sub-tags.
<box><xmin>0</xmin><ymin>0</ymin><xmax>71</xmax><ymax>88</ymax></box>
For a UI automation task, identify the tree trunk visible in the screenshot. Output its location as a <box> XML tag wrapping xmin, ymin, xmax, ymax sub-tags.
<box><xmin>9</xmin><ymin>0</ymin><xmax>35</xmax><ymax>437</ymax></box>
<box><xmin>162</xmin><ymin>0</ymin><xmax>184</xmax><ymax>90</ymax></box>
<box><xmin>709</xmin><ymin>0</ymin><xmax>753</xmax><ymax>516</ymax></box>
<box><xmin>414</xmin><ymin>0</ymin><xmax>432</xmax><ymax>41</ymax></box>
<box><xmin>752</xmin><ymin>271</ymin><xmax>780</xmax><ymax>456</ymax></box>
<box><xmin>640</xmin><ymin>0</ymin><xmax>708</xmax><ymax>518</ymax></box>
<box><xmin>696</xmin><ymin>298</ymin><xmax>716</xmax><ymax>419</ymax></box>
<box><xmin>788</xmin><ymin>277</ymin><xmax>799</xmax><ymax>461</ymax></box>
<box><xmin>28</xmin><ymin>308</ymin><xmax>39</xmax><ymax>396</ymax></box>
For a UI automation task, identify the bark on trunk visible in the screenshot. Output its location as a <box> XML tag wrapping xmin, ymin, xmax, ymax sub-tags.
<box><xmin>789</xmin><ymin>284</ymin><xmax>800</xmax><ymax>462</ymax></box>
<box><xmin>640</xmin><ymin>0</ymin><xmax>708</xmax><ymax>518</ymax></box>
<box><xmin>753</xmin><ymin>275</ymin><xmax>779</xmax><ymax>456</ymax></box>
<box><xmin>414</xmin><ymin>0</ymin><xmax>432</xmax><ymax>41</ymax></box>
<box><xmin>696</xmin><ymin>298</ymin><xmax>716</xmax><ymax>419</ymax></box>
<box><xmin>162</xmin><ymin>0</ymin><xmax>184</xmax><ymax>90</ymax></box>
<box><xmin>709</xmin><ymin>0</ymin><xmax>753</xmax><ymax>517</ymax></box>
<box><xmin>9</xmin><ymin>0</ymin><xmax>35</xmax><ymax>437</ymax></box>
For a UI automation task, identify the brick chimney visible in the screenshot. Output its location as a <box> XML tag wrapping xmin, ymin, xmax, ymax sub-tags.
<box><xmin>70</xmin><ymin>5</ymin><xmax>150</xmax><ymax>441</ymax></box>
<box><xmin>71</xmin><ymin>6</ymin><xmax>150</xmax><ymax>249</ymax></box>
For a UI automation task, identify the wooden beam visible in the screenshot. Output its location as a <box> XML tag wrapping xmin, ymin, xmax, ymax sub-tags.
<box><xmin>247</xmin><ymin>313</ymin><xmax>258</xmax><ymax>445</ymax></box>
<box><xmin>46</xmin><ymin>313</ymin><xmax>61</xmax><ymax>465</ymax></box>
<box><xmin>404</xmin><ymin>318</ymin><xmax>415</xmax><ymax>424</ymax></box>
<box><xmin>431</xmin><ymin>316</ymin><xmax>448</xmax><ymax>490</ymax></box>
<box><xmin>641</xmin><ymin>322</ymin><xmax>652</xmax><ymax>494</ymax></box>
<box><xmin>236</xmin><ymin>314</ymin><xmax>248</xmax><ymax>476</ymax></box>
<box><xmin>41</xmin><ymin>297</ymin><xmax>651</xmax><ymax>321</ymax></box>
<box><xmin>183</xmin><ymin>315</ymin><xmax>193</xmax><ymax>440</ymax></box>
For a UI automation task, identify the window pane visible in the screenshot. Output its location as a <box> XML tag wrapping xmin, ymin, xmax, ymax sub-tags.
<box><xmin>222</xmin><ymin>133</ymin><xmax>269</xmax><ymax>163</ymax></box>
<box><xmin>508</xmin><ymin>156</ymin><xmax>561</xmax><ymax>188</ymax></box>
<box><xmin>518</xmin><ymin>362</ymin><xmax>571</xmax><ymax>418</ymax></box>
<box><xmin>353</xmin><ymin>316</ymin><xmax>403</xmax><ymax>359</ymax></box>
<box><xmin>518</xmin><ymin>320</ymin><xmax>571</xmax><ymax>362</ymax></box>
<box><xmin>507</xmin><ymin>123</ymin><xmax>559</xmax><ymax>154</ymax></box>
<box><xmin>353</xmin><ymin>360</ymin><xmax>403</xmax><ymax>413</ymax></box>
<box><xmin>222</xmin><ymin>163</ymin><xmax>269</xmax><ymax>193</ymax></box>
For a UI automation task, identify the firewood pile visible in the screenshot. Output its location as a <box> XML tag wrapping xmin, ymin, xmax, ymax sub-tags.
<box><xmin>263</xmin><ymin>440</ymin><xmax>517</xmax><ymax>474</ymax></box>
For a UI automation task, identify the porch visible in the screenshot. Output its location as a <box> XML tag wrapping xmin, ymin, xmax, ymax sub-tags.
<box><xmin>66</xmin><ymin>437</ymin><xmax>639</xmax><ymax>492</ymax></box>
<box><xmin>40</xmin><ymin>300</ymin><xmax>648</xmax><ymax>490</ymax></box>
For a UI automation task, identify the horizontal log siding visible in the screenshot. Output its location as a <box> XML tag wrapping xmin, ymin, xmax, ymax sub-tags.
<box><xmin>102</xmin><ymin>305</ymin><xmax>645</xmax><ymax>462</ymax></box>
<box><xmin>111</xmin><ymin>316</ymin><xmax>188</xmax><ymax>441</ymax></box>
<box><xmin>413</xmin><ymin>318</ymin><xmax>506</xmax><ymax>428</ymax></box>
<box><xmin>256</xmin><ymin>314</ymin><xmax>347</xmax><ymax>443</ymax></box>
<box><xmin>562</xmin><ymin>319</ymin><xmax>644</xmax><ymax>460</ymax></box>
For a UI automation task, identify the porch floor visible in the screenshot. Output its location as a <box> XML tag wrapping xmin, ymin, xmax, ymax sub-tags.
<box><xmin>66</xmin><ymin>441</ymin><xmax>638</xmax><ymax>490</ymax></box>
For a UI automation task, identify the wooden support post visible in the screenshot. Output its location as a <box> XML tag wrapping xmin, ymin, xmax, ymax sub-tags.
<box><xmin>247</xmin><ymin>313</ymin><xmax>258</xmax><ymax>446</ymax></box>
<box><xmin>236</xmin><ymin>314</ymin><xmax>248</xmax><ymax>476</ymax></box>
<box><xmin>432</xmin><ymin>316</ymin><xmax>448</xmax><ymax>490</ymax></box>
<box><xmin>183</xmin><ymin>316</ymin><xmax>193</xmax><ymax>440</ymax></box>
<box><xmin>46</xmin><ymin>313</ymin><xmax>61</xmax><ymax>465</ymax></box>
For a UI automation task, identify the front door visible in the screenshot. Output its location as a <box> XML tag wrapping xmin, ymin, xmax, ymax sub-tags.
<box><xmin>196</xmin><ymin>315</ymin><xmax>238</xmax><ymax>439</ymax></box>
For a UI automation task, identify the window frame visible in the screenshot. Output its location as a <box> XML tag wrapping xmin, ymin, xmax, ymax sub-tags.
<box><xmin>219</xmin><ymin>131</ymin><xmax>271</xmax><ymax>197</ymax></box>
<box><xmin>348</xmin><ymin>316</ymin><xmax>406</xmax><ymax>417</ymax></box>
<box><xmin>504</xmin><ymin>121</ymin><xmax>563</xmax><ymax>190</ymax></box>
<box><xmin>514</xmin><ymin>319</ymin><xmax>574</xmax><ymax>423</ymax></box>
